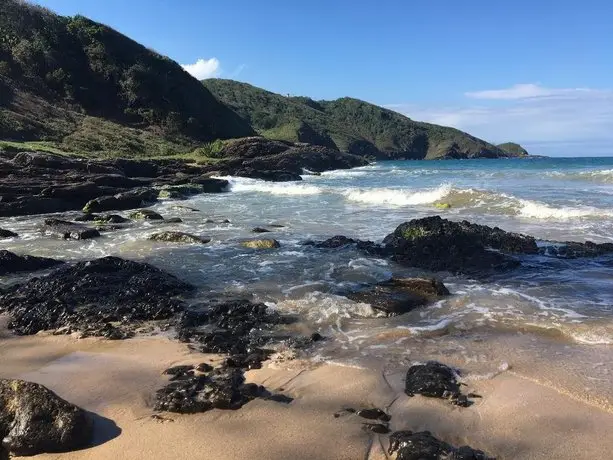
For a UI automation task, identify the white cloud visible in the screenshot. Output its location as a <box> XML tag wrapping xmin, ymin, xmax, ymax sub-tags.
<box><xmin>181</xmin><ymin>58</ymin><xmax>221</xmax><ymax>79</ymax></box>
<box><xmin>388</xmin><ymin>84</ymin><xmax>613</xmax><ymax>156</ymax></box>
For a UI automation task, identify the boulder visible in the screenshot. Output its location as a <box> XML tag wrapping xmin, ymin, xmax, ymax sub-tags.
<box><xmin>388</xmin><ymin>431</ymin><xmax>493</xmax><ymax>460</ymax></box>
<box><xmin>42</xmin><ymin>219</ymin><xmax>101</xmax><ymax>240</ymax></box>
<box><xmin>382</xmin><ymin>216</ymin><xmax>527</xmax><ymax>275</ymax></box>
<box><xmin>0</xmin><ymin>197</ymin><xmax>72</xmax><ymax>217</ymax></box>
<box><xmin>0</xmin><ymin>250</ymin><xmax>63</xmax><ymax>275</ymax></box>
<box><xmin>82</xmin><ymin>188</ymin><xmax>158</xmax><ymax>213</ymax></box>
<box><xmin>346</xmin><ymin>278</ymin><xmax>449</xmax><ymax>316</ymax></box>
<box><xmin>148</xmin><ymin>232</ymin><xmax>210</xmax><ymax>244</ymax></box>
<box><xmin>0</xmin><ymin>256</ymin><xmax>193</xmax><ymax>337</ymax></box>
<box><xmin>0</xmin><ymin>379</ymin><xmax>92</xmax><ymax>456</ymax></box>
<box><xmin>129</xmin><ymin>209</ymin><xmax>164</xmax><ymax>220</ymax></box>
<box><xmin>240</xmin><ymin>239</ymin><xmax>280</xmax><ymax>249</ymax></box>
<box><xmin>404</xmin><ymin>361</ymin><xmax>472</xmax><ymax>407</ymax></box>
<box><xmin>189</xmin><ymin>178</ymin><xmax>230</xmax><ymax>193</ymax></box>
<box><xmin>0</xmin><ymin>229</ymin><xmax>17</xmax><ymax>239</ymax></box>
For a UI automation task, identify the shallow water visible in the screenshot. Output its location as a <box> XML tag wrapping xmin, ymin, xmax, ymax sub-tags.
<box><xmin>2</xmin><ymin>157</ymin><xmax>613</xmax><ymax>406</ymax></box>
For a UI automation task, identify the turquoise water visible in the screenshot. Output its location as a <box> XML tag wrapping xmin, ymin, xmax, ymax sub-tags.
<box><xmin>2</xmin><ymin>156</ymin><xmax>613</xmax><ymax>349</ymax></box>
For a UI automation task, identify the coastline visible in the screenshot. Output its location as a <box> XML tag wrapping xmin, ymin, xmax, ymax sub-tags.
<box><xmin>2</xmin><ymin>317</ymin><xmax>613</xmax><ymax>460</ymax></box>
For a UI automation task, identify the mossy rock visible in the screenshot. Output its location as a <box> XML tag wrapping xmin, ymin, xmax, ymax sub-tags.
<box><xmin>148</xmin><ymin>232</ymin><xmax>210</xmax><ymax>244</ymax></box>
<box><xmin>240</xmin><ymin>239</ymin><xmax>281</xmax><ymax>249</ymax></box>
<box><xmin>401</xmin><ymin>226</ymin><xmax>430</xmax><ymax>240</ymax></box>
<box><xmin>434</xmin><ymin>203</ymin><xmax>451</xmax><ymax>210</ymax></box>
<box><xmin>158</xmin><ymin>184</ymin><xmax>206</xmax><ymax>200</ymax></box>
<box><xmin>93</xmin><ymin>214</ymin><xmax>130</xmax><ymax>224</ymax></box>
<box><xmin>129</xmin><ymin>209</ymin><xmax>164</xmax><ymax>220</ymax></box>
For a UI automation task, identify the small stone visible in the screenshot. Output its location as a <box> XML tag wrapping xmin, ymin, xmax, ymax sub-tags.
<box><xmin>240</xmin><ymin>239</ymin><xmax>280</xmax><ymax>249</ymax></box>
<box><xmin>252</xmin><ymin>227</ymin><xmax>272</xmax><ymax>233</ymax></box>
<box><xmin>129</xmin><ymin>209</ymin><xmax>164</xmax><ymax>220</ymax></box>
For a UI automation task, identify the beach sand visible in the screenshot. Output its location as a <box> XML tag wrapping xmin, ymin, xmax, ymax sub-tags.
<box><xmin>2</xmin><ymin>316</ymin><xmax>613</xmax><ymax>460</ymax></box>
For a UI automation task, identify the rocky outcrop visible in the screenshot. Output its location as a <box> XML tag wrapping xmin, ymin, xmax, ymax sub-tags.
<box><xmin>388</xmin><ymin>431</ymin><xmax>493</xmax><ymax>460</ymax></box>
<box><xmin>0</xmin><ymin>256</ymin><xmax>192</xmax><ymax>337</ymax></box>
<box><xmin>83</xmin><ymin>188</ymin><xmax>158</xmax><ymax>214</ymax></box>
<box><xmin>148</xmin><ymin>232</ymin><xmax>210</xmax><ymax>244</ymax></box>
<box><xmin>42</xmin><ymin>219</ymin><xmax>101</xmax><ymax>240</ymax></box>
<box><xmin>0</xmin><ymin>250</ymin><xmax>63</xmax><ymax>275</ymax></box>
<box><xmin>0</xmin><ymin>379</ymin><xmax>92</xmax><ymax>456</ymax></box>
<box><xmin>210</xmin><ymin>137</ymin><xmax>369</xmax><ymax>182</ymax></box>
<box><xmin>497</xmin><ymin>142</ymin><xmax>529</xmax><ymax>157</ymax></box>
<box><xmin>346</xmin><ymin>278</ymin><xmax>450</xmax><ymax>316</ymax></box>
<box><xmin>382</xmin><ymin>216</ymin><xmax>526</xmax><ymax>275</ymax></box>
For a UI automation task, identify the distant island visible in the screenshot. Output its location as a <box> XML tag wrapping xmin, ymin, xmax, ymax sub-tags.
<box><xmin>0</xmin><ymin>0</ymin><xmax>528</xmax><ymax>162</ymax></box>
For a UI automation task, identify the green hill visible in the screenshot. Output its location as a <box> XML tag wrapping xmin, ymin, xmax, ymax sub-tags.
<box><xmin>0</xmin><ymin>0</ymin><xmax>253</xmax><ymax>157</ymax></box>
<box><xmin>203</xmin><ymin>79</ymin><xmax>525</xmax><ymax>160</ymax></box>
<box><xmin>497</xmin><ymin>142</ymin><xmax>529</xmax><ymax>157</ymax></box>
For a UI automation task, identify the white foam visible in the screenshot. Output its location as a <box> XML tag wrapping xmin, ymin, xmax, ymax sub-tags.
<box><xmin>517</xmin><ymin>199</ymin><xmax>612</xmax><ymax>220</ymax></box>
<box><xmin>219</xmin><ymin>176</ymin><xmax>323</xmax><ymax>196</ymax></box>
<box><xmin>343</xmin><ymin>183</ymin><xmax>452</xmax><ymax>206</ymax></box>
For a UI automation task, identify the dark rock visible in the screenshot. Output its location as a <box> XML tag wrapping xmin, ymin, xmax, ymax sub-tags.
<box><xmin>0</xmin><ymin>379</ymin><xmax>92</xmax><ymax>456</ymax></box>
<box><xmin>0</xmin><ymin>256</ymin><xmax>192</xmax><ymax>336</ymax></box>
<box><xmin>188</xmin><ymin>178</ymin><xmax>230</xmax><ymax>193</ymax></box>
<box><xmin>148</xmin><ymin>232</ymin><xmax>210</xmax><ymax>244</ymax></box>
<box><xmin>43</xmin><ymin>219</ymin><xmax>101</xmax><ymax>240</ymax></box>
<box><xmin>164</xmin><ymin>217</ymin><xmax>183</xmax><ymax>224</ymax></box>
<box><xmin>362</xmin><ymin>423</ymin><xmax>390</xmax><ymax>434</ymax></box>
<box><xmin>0</xmin><ymin>229</ymin><xmax>17</xmax><ymax>239</ymax></box>
<box><xmin>252</xmin><ymin>227</ymin><xmax>272</xmax><ymax>233</ymax></box>
<box><xmin>356</xmin><ymin>408</ymin><xmax>391</xmax><ymax>422</ymax></box>
<box><xmin>346</xmin><ymin>278</ymin><xmax>449</xmax><ymax>316</ymax></box>
<box><xmin>388</xmin><ymin>431</ymin><xmax>494</xmax><ymax>460</ymax></box>
<box><xmin>233</xmin><ymin>168</ymin><xmax>303</xmax><ymax>182</ymax></box>
<box><xmin>309</xmin><ymin>235</ymin><xmax>381</xmax><ymax>254</ymax></box>
<box><xmin>195</xmin><ymin>363</ymin><xmax>214</xmax><ymax>373</ymax></box>
<box><xmin>404</xmin><ymin>361</ymin><xmax>472</xmax><ymax>407</ymax></box>
<box><xmin>95</xmin><ymin>214</ymin><xmax>130</xmax><ymax>224</ymax></box>
<box><xmin>382</xmin><ymin>216</ymin><xmax>525</xmax><ymax>275</ymax></box>
<box><xmin>40</xmin><ymin>182</ymin><xmax>107</xmax><ymax>204</ymax></box>
<box><xmin>129</xmin><ymin>209</ymin><xmax>164</xmax><ymax>220</ymax></box>
<box><xmin>0</xmin><ymin>197</ymin><xmax>72</xmax><ymax>217</ymax></box>
<box><xmin>540</xmin><ymin>240</ymin><xmax>613</xmax><ymax>259</ymax></box>
<box><xmin>176</xmin><ymin>299</ymin><xmax>288</xmax><ymax>369</ymax></box>
<box><xmin>0</xmin><ymin>250</ymin><xmax>64</xmax><ymax>275</ymax></box>
<box><xmin>154</xmin><ymin>367</ymin><xmax>256</xmax><ymax>414</ymax></box>
<box><xmin>83</xmin><ymin>188</ymin><xmax>158</xmax><ymax>213</ymax></box>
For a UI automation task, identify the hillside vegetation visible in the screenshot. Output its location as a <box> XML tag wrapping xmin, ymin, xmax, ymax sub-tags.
<box><xmin>204</xmin><ymin>79</ymin><xmax>525</xmax><ymax>160</ymax></box>
<box><xmin>0</xmin><ymin>0</ymin><xmax>253</xmax><ymax>157</ymax></box>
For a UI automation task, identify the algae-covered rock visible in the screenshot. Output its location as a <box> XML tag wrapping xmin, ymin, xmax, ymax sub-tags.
<box><xmin>129</xmin><ymin>209</ymin><xmax>164</xmax><ymax>220</ymax></box>
<box><xmin>0</xmin><ymin>379</ymin><xmax>92</xmax><ymax>456</ymax></box>
<box><xmin>434</xmin><ymin>202</ymin><xmax>451</xmax><ymax>209</ymax></box>
<box><xmin>240</xmin><ymin>239</ymin><xmax>280</xmax><ymax>249</ymax></box>
<box><xmin>148</xmin><ymin>232</ymin><xmax>210</xmax><ymax>244</ymax></box>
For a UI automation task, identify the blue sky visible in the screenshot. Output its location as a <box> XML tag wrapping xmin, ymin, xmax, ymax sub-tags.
<box><xmin>35</xmin><ymin>0</ymin><xmax>613</xmax><ymax>156</ymax></box>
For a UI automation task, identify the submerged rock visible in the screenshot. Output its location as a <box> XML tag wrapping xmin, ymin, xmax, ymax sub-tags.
<box><xmin>129</xmin><ymin>209</ymin><xmax>164</xmax><ymax>220</ymax></box>
<box><xmin>0</xmin><ymin>256</ymin><xmax>192</xmax><ymax>336</ymax></box>
<box><xmin>0</xmin><ymin>379</ymin><xmax>92</xmax><ymax>456</ymax></box>
<box><xmin>404</xmin><ymin>361</ymin><xmax>472</xmax><ymax>407</ymax></box>
<box><xmin>388</xmin><ymin>431</ymin><xmax>494</xmax><ymax>460</ymax></box>
<box><xmin>0</xmin><ymin>229</ymin><xmax>17</xmax><ymax>239</ymax></box>
<box><xmin>382</xmin><ymin>216</ymin><xmax>528</xmax><ymax>275</ymax></box>
<box><xmin>0</xmin><ymin>250</ymin><xmax>63</xmax><ymax>275</ymax></box>
<box><xmin>148</xmin><ymin>232</ymin><xmax>210</xmax><ymax>245</ymax></box>
<box><xmin>540</xmin><ymin>240</ymin><xmax>613</xmax><ymax>259</ymax></box>
<box><xmin>308</xmin><ymin>235</ymin><xmax>381</xmax><ymax>253</ymax></box>
<box><xmin>163</xmin><ymin>217</ymin><xmax>183</xmax><ymax>224</ymax></box>
<box><xmin>347</xmin><ymin>278</ymin><xmax>449</xmax><ymax>316</ymax></box>
<box><xmin>94</xmin><ymin>214</ymin><xmax>130</xmax><ymax>224</ymax></box>
<box><xmin>240</xmin><ymin>238</ymin><xmax>280</xmax><ymax>249</ymax></box>
<box><xmin>42</xmin><ymin>219</ymin><xmax>101</xmax><ymax>240</ymax></box>
<box><xmin>177</xmin><ymin>299</ymin><xmax>290</xmax><ymax>369</ymax></box>
<box><xmin>251</xmin><ymin>227</ymin><xmax>272</xmax><ymax>233</ymax></box>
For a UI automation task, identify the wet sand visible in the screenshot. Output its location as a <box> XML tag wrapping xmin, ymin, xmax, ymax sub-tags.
<box><xmin>1</xmin><ymin>316</ymin><xmax>613</xmax><ymax>460</ymax></box>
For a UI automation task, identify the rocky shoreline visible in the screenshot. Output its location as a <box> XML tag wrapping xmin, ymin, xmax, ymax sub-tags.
<box><xmin>3</xmin><ymin>174</ymin><xmax>613</xmax><ymax>458</ymax></box>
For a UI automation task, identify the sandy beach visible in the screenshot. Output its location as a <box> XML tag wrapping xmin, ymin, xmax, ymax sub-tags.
<box><xmin>2</xmin><ymin>316</ymin><xmax>612</xmax><ymax>460</ymax></box>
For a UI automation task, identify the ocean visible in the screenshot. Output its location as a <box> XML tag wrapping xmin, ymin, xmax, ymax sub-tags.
<box><xmin>2</xmin><ymin>156</ymin><xmax>613</xmax><ymax>409</ymax></box>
